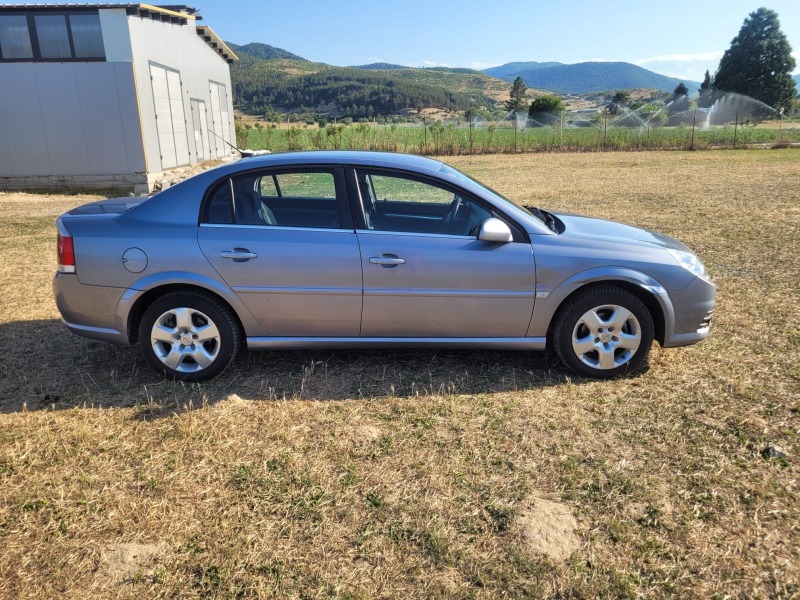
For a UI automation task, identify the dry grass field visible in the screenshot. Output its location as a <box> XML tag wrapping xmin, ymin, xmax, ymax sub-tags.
<box><xmin>0</xmin><ymin>150</ymin><xmax>798</xmax><ymax>598</ymax></box>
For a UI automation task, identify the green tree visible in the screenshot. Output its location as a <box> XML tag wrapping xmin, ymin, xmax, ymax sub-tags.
<box><xmin>714</xmin><ymin>7</ymin><xmax>797</xmax><ymax>111</ymax></box>
<box><xmin>505</xmin><ymin>76</ymin><xmax>528</xmax><ymax>114</ymax></box>
<box><xmin>698</xmin><ymin>70</ymin><xmax>715</xmax><ymax>108</ymax></box>
<box><xmin>673</xmin><ymin>83</ymin><xmax>689</xmax><ymax>97</ymax></box>
<box><xmin>605</xmin><ymin>91</ymin><xmax>630</xmax><ymax>116</ymax></box>
<box><xmin>528</xmin><ymin>94</ymin><xmax>564</xmax><ymax>116</ymax></box>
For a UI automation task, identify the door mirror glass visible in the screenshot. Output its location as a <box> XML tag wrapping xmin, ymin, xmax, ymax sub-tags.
<box><xmin>478</xmin><ymin>218</ymin><xmax>513</xmax><ymax>243</ymax></box>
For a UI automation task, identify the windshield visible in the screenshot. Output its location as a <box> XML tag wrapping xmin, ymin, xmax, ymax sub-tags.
<box><xmin>437</xmin><ymin>163</ymin><xmax>538</xmax><ymax>221</ymax></box>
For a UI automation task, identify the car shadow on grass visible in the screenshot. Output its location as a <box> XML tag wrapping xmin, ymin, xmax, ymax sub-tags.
<box><xmin>0</xmin><ymin>319</ymin><xmax>579</xmax><ymax>415</ymax></box>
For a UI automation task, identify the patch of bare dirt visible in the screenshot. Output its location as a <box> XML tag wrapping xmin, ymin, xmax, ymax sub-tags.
<box><xmin>96</xmin><ymin>543</ymin><xmax>161</xmax><ymax>584</ymax></box>
<box><xmin>518</xmin><ymin>495</ymin><xmax>580</xmax><ymax>561</ymax></box>
<box><xmin>351</xmin><ymin>424</ymin><xmax>382</xmax><ymax>445</ymax></box>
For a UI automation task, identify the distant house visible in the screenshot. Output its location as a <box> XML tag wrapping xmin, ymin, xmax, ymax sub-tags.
<box><xmin>0</xmin><ymin>3</ymin><xmax>238</xmax><ymax>194</ymax></box>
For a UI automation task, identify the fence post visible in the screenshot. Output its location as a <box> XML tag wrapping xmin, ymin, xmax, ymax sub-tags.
<box><xmin>514</xmin><ymin>114</ymin><xmax>518</xmax><ymax>153</ymax></box>
<box><xmin>690</xmin><ymin>109</ymin><xmax>697</xmax><ymax>150</ymax></box>
<box><xmin>733</xmin><ymin>109</ymin><xmax>738</xmax><ymax>149</ymax></box>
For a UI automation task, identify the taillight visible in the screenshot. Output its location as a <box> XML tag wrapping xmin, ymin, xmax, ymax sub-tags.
<box><xmin>57</xmin><ymin>219</ymin><xmax>75</xmax><ymax>273</ymax></box>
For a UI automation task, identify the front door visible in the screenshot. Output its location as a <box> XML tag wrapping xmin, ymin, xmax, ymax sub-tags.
<box><xmin>353</xmin><ymin>170</ymin><xmax>536</xmax><ymax>338</ymax></box>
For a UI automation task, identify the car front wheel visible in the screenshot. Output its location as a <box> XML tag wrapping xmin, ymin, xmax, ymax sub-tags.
<box><xmin>552</xmin><ymin>286</ymin><xmax>654</xmax><ymax>378</ymax></box>
<box><xmin>138</xmin><ymin>291</ymin><xmax>240</xmax><ymax>381</ymax></box>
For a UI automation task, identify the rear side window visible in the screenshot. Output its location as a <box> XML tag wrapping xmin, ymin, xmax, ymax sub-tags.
<box><xmin>203</xmin><ymin>170</ymin><xmax>342</xmax><ymax>229</ymax></box>
<box><xmin>259</xmin><ymin>172</ymin><xmax>336</xmax><ymax>200</ymax></box>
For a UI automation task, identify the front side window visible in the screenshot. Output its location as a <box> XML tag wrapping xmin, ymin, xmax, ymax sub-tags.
<box><xmin>0</xmin><ymin>15</ymin><xmax>33</xmax><ymax>59</ymax></box>
<box><xmin>35</xmin><ymin>15</ymin><xmax>71</xmax><ymax>59</ymax></box>
<box><xmin>204</xmin><ymin>170</ymin><xmax>341</xmax><ymax>229</ymax></box>
<box><xmin>357</xmin><ymin>171</ymin><xmax>491</xmax><ymax>236</ymax></box>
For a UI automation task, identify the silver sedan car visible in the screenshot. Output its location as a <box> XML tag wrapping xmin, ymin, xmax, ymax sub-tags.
<box><xmin>53</xmin><ymin>151</ymin><xmax>715</xmax><ymax>381</ymax></box>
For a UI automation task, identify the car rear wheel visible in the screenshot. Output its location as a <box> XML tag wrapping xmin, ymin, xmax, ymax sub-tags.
<box><xmin>552</xmin><ymin>286</ymin><xmax>654</xmax><ymax>378</ymax></box>
<box><xmin>138</xmin><ymin>291</ymin><xmax>240</xmax><ymax>381</ymax></box>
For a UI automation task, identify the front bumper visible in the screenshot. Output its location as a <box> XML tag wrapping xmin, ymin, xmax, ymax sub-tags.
<box><xmin>663</xmin><ymin>275</ymin><xmax>716</xmax><ymax>347</ymax></box>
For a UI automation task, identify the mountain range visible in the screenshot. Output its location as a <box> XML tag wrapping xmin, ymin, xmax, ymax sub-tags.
<box><xmin>227</xmin><ymin>42</ymin><xmax>759</xmax><ymax>119</ymax></box>
<box><xmin>484</xmin><ymin>61</ymin><xmax>699</xmax><ymax>94</ymax></box>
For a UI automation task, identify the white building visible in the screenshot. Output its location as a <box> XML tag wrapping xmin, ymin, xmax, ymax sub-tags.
<box><xmin>0</xmin><ymin>3</ymin><xmax>238</xmax><ymax>193</ymax></box>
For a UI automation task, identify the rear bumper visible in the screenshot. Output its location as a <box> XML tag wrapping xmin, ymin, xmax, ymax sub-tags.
<box><xmin>53</xmin><ymin>272</ymin><xmax>130</xmax><ymax>346</ymax></box>
<box><xmin>662</xmin><ymin>276</ymin><xmax>716</xmax><ymax>347</ymax></box>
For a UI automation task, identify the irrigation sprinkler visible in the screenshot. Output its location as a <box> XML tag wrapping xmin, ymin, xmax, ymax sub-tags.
<box><xmin>733</xmin><ymin>108</ymin><xmax>739</xmax><ymax>149</ymax></box>
<box><xmin>778</xmin><ymin>108</ymin><xmax>784</xmax><ymax>145</ymax></box>
<box><xmin>690</xmin><ymin>109</ymin><xmax>697</xmax><ymax>150</ymax></box>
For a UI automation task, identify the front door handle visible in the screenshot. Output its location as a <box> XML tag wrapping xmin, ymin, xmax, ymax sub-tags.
<box><xmin>369</xmin><ymin>254</ymin><xmax>406</xmax><ymax>267</ymax></box>
<box><xmin>221</xmin><ymin>248</ymin><xmax>258</xmax><ymax>261</ymax></box>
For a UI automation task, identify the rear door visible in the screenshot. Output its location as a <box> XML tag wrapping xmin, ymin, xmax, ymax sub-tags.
<box><xmin>351</xmin><ymin>169</ymin><xmax>536</xmax><ymax>338</ymax></box>
<box><xmin>198</xmin><ymin>167</ymin><xmax>362</xmax><ymax>337</ymax></box>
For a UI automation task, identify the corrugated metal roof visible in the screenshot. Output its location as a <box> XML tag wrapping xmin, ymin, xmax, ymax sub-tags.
<box><xmin>0</xmin><ymin>4</ymin><xmax>201</xmax><ymax>21</ymax></box>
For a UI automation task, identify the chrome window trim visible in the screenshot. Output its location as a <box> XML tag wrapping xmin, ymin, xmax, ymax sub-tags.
<box><xmin>199</xmin><ymin>223</ymin><xmax>354</xmax><ymax>234</ymax></box>
<box><xmin>354</xmin><ymin>228</ymin><xmax>478</xmax><ymax>241</ymax></box>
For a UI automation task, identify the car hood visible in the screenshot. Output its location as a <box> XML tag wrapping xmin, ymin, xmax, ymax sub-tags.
<box><xmin>66</xmin><ymin>196</ymin><xmax>148</xmax><ymax>216</ymax></box>
<box><xmin>552</xmin><ymin>211</ymin><xmax>691</xmax><ymax>251</ymax></box>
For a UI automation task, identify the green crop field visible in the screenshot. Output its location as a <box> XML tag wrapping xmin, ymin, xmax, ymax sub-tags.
<box><xmin>1</xmin><ymin>150</ymin><xmax>798</xmax><ymax>598</ymax></box>
<box><xmin>241</xmin><ymin>120</ymin><xmax>800</xmax><ymax>155</ymax></box>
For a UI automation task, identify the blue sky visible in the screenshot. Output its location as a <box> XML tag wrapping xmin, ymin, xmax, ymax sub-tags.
<box><xmin>3</xmin><ymin>1</ymin><xmax>798</xmax><ymax>81</ymax></box>
<box><xmin>197</xmin><ymin>0</ymin><xmax>800</xmax><ymax>82</ymax></box>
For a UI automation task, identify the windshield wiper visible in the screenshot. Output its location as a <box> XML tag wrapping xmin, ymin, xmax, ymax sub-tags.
<box><xmin>527</xmin><ymin>206</ymin><xmax>557</xmax><ymax>232</ymax></box>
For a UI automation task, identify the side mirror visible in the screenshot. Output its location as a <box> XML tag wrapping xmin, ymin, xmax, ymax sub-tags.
<box><xmin>477</xmin><ymin>218</ymin><xmax>513</xmax><ymax>243</ymax></box>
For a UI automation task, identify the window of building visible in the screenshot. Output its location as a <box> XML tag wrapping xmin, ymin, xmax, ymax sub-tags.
<box><xmin>0</xmin><ymin>11</ymin><xmax>105</xmax><ymax>61</ymax></box>
<box><xmin>0</xmin><ymin>15</ymin><xmax>33</xmax><ymax>59</ymax></box>
<box><xmin>35</xmin><ymin>15</ymin><xmax>71</xmax><ymax>59</ymax></box>
<box><xmin>69</xmin><ymin>14</ymin><xmax>104</xmax><ymax>58</ymax></box>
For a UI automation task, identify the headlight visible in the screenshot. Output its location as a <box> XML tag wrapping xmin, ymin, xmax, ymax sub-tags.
<box><xmin>667</xmin><ymin>249</ymin><xmax>709</xmax><ymax>280</ymax></box>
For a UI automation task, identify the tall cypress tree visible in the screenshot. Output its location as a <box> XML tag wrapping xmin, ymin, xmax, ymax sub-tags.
<box><xmin>714</xmin><ymin>8</ymin><xmax>796</xmax><ymax>111</ymax></box>
<box><xmin>505</xmin><ymin>77</ymin><xmax>528</xmax><ymax>114</ymax></box>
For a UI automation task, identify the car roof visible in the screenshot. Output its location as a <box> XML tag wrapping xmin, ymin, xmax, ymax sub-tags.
<box><xmin>234</xmin><ymin>150</ymin><xmax>445</xmax><ymax>173</ymax></box>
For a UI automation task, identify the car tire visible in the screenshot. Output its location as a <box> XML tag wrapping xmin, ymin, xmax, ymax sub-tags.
<box><xmin>552</xmin><ymin>286</ymin><xmax>654</xmax><ymax>379</ymax></box>
<box><xmin>138</xmin><ymin>291</ymin><xmax>240</xmax><ymax>382</ymax></box>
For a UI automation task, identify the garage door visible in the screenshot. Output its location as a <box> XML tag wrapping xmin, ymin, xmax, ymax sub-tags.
<box><xmin>209</xmin><ymin>81</ymin><xmax>231</xmax><ymax>158</ymax></box>
<box><xmin>190</xmin><ymin>98</ymin><xmax>209</xmax><ymax>161</ymax></box>
<box><xmin>150</xmin><ymin>63</ymin><xmax>190</xmax><ymax>170</ymax></box>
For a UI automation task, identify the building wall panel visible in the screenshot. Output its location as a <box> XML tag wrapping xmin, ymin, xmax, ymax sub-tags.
<box><xmin>75</xmin><ymin>62</ymin><xmax>135</xmax><ymax>175</ymax></box>
<box><xmin>0</xmin><ymin>65</ymin><xmax>51</xmax><ymax>176</ymax></box>
<box><xmin>114</xmin><ymin>62</ymin><xmax>146</xmax><ymax>173</ymax></box>
<box><xmin>36</xmin><ymin>63</ymin><xmax>92</xmax><ymax>175</ymax></box>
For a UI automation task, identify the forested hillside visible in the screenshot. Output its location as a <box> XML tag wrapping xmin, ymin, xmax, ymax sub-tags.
<box><xmin>229</xmin><ymin>47</ymin><xmax>507</xmax><ymax>119</ymax></box>
<box><xmin>227</xmin><ymin>42</ymin><xmax>305</xmax><ymax>62</ymax></box>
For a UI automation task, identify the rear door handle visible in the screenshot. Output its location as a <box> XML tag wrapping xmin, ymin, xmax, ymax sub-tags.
<box><xmin>221</xmin><ymin>248</ymin><xmax>258</xmax><ymax>261</ymax></box>
<box><xmin>369</xmin><ymin>254</ymin><xmax>406</xmax><ymax>267</ymax></box>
